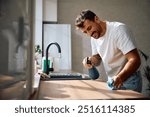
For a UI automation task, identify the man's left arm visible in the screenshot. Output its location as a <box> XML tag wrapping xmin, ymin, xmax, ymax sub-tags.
<box><xmin>113</xmin><ymin>48</ymin><xmax>141</xmax><ymax>88</ymax></box>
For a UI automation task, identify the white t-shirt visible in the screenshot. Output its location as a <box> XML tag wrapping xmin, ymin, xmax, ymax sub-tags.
<box><xmin>91</xmin><ymin>21</ymin><xmax>136</xmax><ymax>77</ymax></box>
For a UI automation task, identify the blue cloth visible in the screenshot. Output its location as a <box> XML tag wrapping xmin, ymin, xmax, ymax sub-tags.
<box><xmin>107</xmin><ymin>71</ymin><xmax>142</xmax><ymax>92</ymax></box>
<box><xmin>107</xmin><ymin>77</ymin><xmax>126</xmax><ymax>90</ymax></box>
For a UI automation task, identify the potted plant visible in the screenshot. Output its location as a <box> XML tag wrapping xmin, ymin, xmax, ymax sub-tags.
<box><xmin>34</xmin><ymin>45</ymin><xmax>42</xmax><ymax>73</ymax></box>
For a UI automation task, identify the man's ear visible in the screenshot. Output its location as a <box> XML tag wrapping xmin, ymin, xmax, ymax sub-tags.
<box><xmin>94</xmin><ymin>16</ymin><xmax>100</xmax><ymax>23</ymax></box>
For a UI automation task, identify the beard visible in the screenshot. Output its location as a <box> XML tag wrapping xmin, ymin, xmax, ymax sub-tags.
<box><xmin>91</xmin><ymin>31</ymin><xmax>100</xmax><ymax>39</ymax></box>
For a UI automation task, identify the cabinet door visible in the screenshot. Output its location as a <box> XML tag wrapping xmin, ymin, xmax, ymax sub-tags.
<box><xmin>43</xmin><ymin>24</ymin><xmax>71</xmax><ymax>70</ymax></box>
<box><xmin>0</xmin><ymin>0</ymin><xmax>34</xmax><ymax>99</ymax></box>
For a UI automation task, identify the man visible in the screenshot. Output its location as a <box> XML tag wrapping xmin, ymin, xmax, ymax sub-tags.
<box><xmin>75</xmin><ymin>9</ymin><xmax>142</xmax><ymax>92</ymax></box>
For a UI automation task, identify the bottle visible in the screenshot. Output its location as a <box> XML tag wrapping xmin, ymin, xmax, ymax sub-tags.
<box><xmin>88</xmin><ymin>66</ymin><xmax>100</xmax><ymax>80</ymax></box>
<box><xmin>42</xmin><ymin>57</ymin><xmax>50</xmax><ymax>73</ymax></box>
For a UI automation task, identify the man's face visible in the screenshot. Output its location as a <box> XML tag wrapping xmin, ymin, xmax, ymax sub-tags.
<box><xmin>80</xmin><ymin>18</ymin><xmax>103</xmax><ymax>39</ymax></box>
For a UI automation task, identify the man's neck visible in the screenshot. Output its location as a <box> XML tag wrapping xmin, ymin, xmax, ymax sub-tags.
<box><xmin>100</xmin><ymin>21</ymin><xmax>106</xmax><ymax>37</ymax></box>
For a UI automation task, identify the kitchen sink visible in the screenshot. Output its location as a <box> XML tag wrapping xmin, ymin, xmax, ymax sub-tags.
<box><xmin>40</xmin><ymin>72</ymin><xmax>91</xmax><ymax>81</ymax></box>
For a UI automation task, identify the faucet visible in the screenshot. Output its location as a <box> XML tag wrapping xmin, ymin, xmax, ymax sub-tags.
<box><xmin>45</xmin><ymin>42</ymin><xmax>61</xmax><ymax>74</ymax></box>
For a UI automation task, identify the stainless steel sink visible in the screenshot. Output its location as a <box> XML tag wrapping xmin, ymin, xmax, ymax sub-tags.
<box><xmin>40</xmin><ymin>72</ymin><xmax>91</xmax><ymax>80</ymax></box>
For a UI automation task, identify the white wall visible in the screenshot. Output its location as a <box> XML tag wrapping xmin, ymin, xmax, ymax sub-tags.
<box><xmin>43</xmin><ymin>0</ymin><xmax>57</xmax><ymax>22</ymax></box>
<box><xmin>34</xmin><ymin>0</ymin><xmax>43</xmax><ymax>48</ymax></box>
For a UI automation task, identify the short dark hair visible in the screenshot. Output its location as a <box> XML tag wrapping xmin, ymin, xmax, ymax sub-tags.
<box><xmin>75</xmin><ymin>9</ymin><xmax>96</xmax><ymax>28</ymax></box>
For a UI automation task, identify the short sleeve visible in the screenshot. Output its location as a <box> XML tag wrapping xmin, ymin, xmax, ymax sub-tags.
<box><xmin>115</xmin><ymin>25</ymin><xmax>136</xmax><ymax>54</ymax></box>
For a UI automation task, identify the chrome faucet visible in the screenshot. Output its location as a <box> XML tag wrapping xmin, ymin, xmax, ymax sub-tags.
<box><xmin>45</xmin><ymin>42</ymin><xmax>61</xmax><ymax>74</ymax></box>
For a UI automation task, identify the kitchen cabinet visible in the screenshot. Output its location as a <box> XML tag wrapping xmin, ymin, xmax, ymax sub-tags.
<box><xmin>0</xmin><ymin>0</ymin><xmax>34</xmax><ymax>99</ymax></box>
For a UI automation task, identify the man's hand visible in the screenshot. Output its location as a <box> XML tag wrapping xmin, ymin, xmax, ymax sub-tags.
<box><xmin>82</xmin><ymin>57</ymin><xmax>93</xmax><ymax>69</ymax></box>
<box><xmin>112</xmin><ymin>76</ymin><xmax>123</xmax><ymax>88</ymax></box>
<box><xmin>90</xmin><ymin>54</ymin><xmax>101</xmax><ymax>66</ymax></box>
<box><xmin>82</xmin><ymin>54</ymin><xmax>101</xmax><ymax>69</ymax></box>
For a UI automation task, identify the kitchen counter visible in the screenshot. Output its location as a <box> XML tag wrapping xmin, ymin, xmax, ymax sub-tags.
<box><xmin>37</xmin><ymin>79</ymin><xmax>146</xmax><ymax>100</ymax></box>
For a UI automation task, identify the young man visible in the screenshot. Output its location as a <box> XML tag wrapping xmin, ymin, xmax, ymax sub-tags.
<box><xmin>75</xmin><ymin>9</ymin><xmax>142</xmax><ymax>92</ymax></box>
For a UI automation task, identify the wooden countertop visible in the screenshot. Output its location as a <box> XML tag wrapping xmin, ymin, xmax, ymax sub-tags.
<box><xmin>38</xmin><ymin>79</ymin><xmax>145</xmax><ymax>100</ymax></box>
